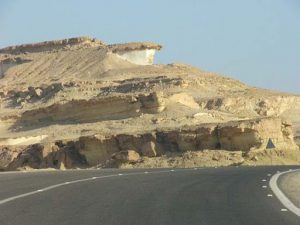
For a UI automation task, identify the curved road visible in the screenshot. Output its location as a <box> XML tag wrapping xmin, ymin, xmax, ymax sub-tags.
<box><xmin>0</xmin><ymin>166</ymin><xmax>300</xmax><ymax>225</ymax></box>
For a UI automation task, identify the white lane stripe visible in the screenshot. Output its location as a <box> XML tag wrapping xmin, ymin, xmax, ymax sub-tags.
<box><xmin>0</xmin><ymin>168</ymin><xmax>200</xmax><ymax>205</ymax></box>
<box><xmin>269</xmin><ymin>169</ymin><xmax>300</xmax><ymax>217</ymax></box>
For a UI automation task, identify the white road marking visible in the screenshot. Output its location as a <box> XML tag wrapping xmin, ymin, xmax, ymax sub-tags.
<box><xmin>0</xmin><ymin>168</ymin><xmax>201</xmax><ymax>206</ymax></box>
<box><xmin>262</xmin><ymin>179</ymin><xmax>267</xmax><ymax>182</ymax></box>
<box><xmin>281</xmin><ymin>208</ymin><xmax>288</xmax><ymax>212</ymax></box>
<box><xmin>262</xmin><ymin>186</ymin><xmax>267</xmax><ymax>188</ymax></box>
<box><xmin>269</xmin><ymin>169</ymin><xmax>300</xmax><ymax>217</ymax></box>
<box><xmin>144</xmin><ymin>171</ymin><xmax>149</xmax><ymax>174</ymax></box>
<box><xmin>267</xmin><ymin>194</ymin><xmax>273</xmax><ymax>197</ymax></box>
<box><xmin>267</xmin><ymin>174</ymin><xmax>272</xmax><ymax>177</ymax></box>
<box><xmin>0</xmin><ymin>175</ymin><xmax>118</xmax><ymax>205</ymax></box>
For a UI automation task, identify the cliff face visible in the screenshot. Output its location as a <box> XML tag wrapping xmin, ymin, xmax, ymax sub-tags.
<box><xmin>0</xmin><ymin>37</ymin><xmax>299</xmax><ymax>170</ymax></box>
<box><xmin>77</xmin><ymin>117</ymin><xmax>297</xmax><ymax>166</ymax></box>
<box><xmin>1</xmin><ymin>117</ymin><xmax>298</xmax><ymax>170</ymax></box>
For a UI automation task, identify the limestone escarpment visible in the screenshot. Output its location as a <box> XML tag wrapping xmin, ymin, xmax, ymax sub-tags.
<box><xmin>1</xmin><ymin>117</ymin><xmax>298</xmax><ymax>170</ymax></box>
<box><xmin>79</xmin><ymin>117</ymin><xmax>298</xmax><ymax>165</ymax></box>
<box><xmin>0</xmin><ymin>36</ymin><xmax>300</xmax><ymax>170</ymax></box>
<box><xmin>0</xmin><ymin>37</ymin><xmax>104</xmax><ymax>54</ymax></box>
<box><xmin>108</xmin><ymin>42</ymin><xmax>162</xmax><ymax>52</ymax></box>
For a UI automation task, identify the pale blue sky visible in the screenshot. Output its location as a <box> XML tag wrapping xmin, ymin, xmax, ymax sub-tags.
<box><xmin>0</xmin><ymin>0</ymin><xmax>299</xmax><ymax>93</ymax></box>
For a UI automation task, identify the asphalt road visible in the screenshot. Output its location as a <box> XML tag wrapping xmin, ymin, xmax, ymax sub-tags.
<box><xmin>0</xmin><ymin>166</ymin><xmax>300</xmax><ymax>225</ymax></box>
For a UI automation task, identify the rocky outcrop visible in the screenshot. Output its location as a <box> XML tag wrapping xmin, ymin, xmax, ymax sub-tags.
<box><xmin>139</xmin><ymin>92</ymin><xmax>165</xmax><ymax>113</ymax></box>
<box><xmin>0</xmin><ymin>117</ymin><xmax>298</xmax><ymax>170</ymax></box>
<box><xmin>202</xmin><ymin>96</ymin><xmax>299</xmax><ymax>117</ymax></box>
<box><xmin>108</xmin><ymin>42</ymin><xmax>161</xmax><ymax>65</ymax></box>
<box><xmin>0</xmin><ymin>141</ymin><xmax>87</xmax><ymax>171</ymax></box>
<box><xmin>77</xmin><ymin>117</ymin><xmax>298</xmax><ymax>166</ymax></box>
<box><xmin>108</xmin><ymin>42</ymin><xmax>162</xmax><ymax>52</ymax></box>
<box><xmin>0</xmin><ymin>37</ymin><xmax>104</xmax><ymax>54</ymax></box>
<box><xmin>1</xmin><ymin>37</ymin><xmax>300</xmax><ymax>170</ymax></box>
<box><xmin>111</xmin><ymin>150</ymin><xmax>140</xmax><ymax>163</ymax></box>
<box><xmin>77</xmin><ymin>134</ymin><xmax>120</xmax><ymax>166</ymax></box>
<box><xmin>17</xmin><ymin>92</ymin><xmax>165</xmax><ymax>127</ymax></box>
<box><xmin>20</xmin><ymin>96</ymin><xmax>140</xmax><ymax>124</ymax></box>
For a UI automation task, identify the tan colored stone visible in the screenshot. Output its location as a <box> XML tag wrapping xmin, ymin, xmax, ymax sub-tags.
<box><xmin>34</xmin><ymin>88</ymin><xmax>43</xmax><ymax>97</ymax></box>
<box><xmin>112</xmin><ymin>150</ymin><xmax>140</xmax><ymax>163</ymax></box>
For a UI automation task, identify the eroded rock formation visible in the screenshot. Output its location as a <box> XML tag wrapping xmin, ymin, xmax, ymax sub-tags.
<box><xmin>0</xmin><ymin>37</ymin><xmax>299</xmax><ymax>170</ymax></box>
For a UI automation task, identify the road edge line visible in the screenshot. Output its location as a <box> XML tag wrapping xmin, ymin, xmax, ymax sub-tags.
<box><xmin>269</xmin><ymin>169</ymin><xmax>300</xmax><ymax>217</ymax></box>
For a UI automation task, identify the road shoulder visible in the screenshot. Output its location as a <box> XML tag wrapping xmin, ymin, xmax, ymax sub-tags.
<box><xmin>270</xmin><ymin>169</ymin><xmax>300</xmax><ymax>217</ymax></box>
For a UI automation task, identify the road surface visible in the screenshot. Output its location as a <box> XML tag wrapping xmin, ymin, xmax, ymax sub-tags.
<box><xmin>0</xmin><ymin>166</ymin><xmax>300</xmax><ymax>225</ymax></box>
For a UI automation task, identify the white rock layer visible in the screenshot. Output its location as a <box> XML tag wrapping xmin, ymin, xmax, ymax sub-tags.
<box><xmin>116</xmin><ymin>49</ymin><xmax>156</xmax><ymax>65</ymax></box>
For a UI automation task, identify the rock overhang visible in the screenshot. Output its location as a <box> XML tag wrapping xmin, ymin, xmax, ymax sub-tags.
<box><xmin>107</xmin><ymin>42</ymin><xmax>162</xmax><ymax>65</ymax></box>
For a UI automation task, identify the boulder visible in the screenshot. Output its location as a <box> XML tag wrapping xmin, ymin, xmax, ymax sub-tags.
<box><xmin>0</xmin><ymin>146</ymin><xmax>21</xmax><ymax>170</ymax></box>
<box><xmin>7</xmin><ymin>144</ymin><xmax>44</xmax><ymax>170</ymax></box>
<box><xmin>34</xmin><ymin>88</ymin><xmax>43</xmax><ymax>97</ymax></box>
<box><xmin>112</xmin><ymin>150</ymin><xmax>140</xmax><ymax>163</ymax></box>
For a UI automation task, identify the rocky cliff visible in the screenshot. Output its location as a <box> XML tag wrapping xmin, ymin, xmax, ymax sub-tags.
<box><xmin>0</xmin><ymin>37</ymin><xmax>299</xmax><ymax>171</ymax></box>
